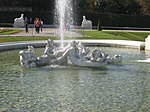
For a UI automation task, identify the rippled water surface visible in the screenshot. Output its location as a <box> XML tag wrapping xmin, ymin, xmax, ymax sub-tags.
<box><xmin>0</xmin><ymin>47</ymin><xmax>150</xmax><ymax>112</ymax></box>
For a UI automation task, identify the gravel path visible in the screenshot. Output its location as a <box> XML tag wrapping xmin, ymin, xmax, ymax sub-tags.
<box><xmin>0</xmin><ymin>27</ymin><xmax>82</xmax><ymax>37</ymax></box>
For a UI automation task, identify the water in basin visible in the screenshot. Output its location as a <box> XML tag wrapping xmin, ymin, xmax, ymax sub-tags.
<box><xmin>0</xmin><ymin>47</ymin><xmax>150</xmax><ymax>112</ymax></box>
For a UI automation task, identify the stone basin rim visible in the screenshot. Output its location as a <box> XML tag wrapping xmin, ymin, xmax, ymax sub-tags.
<box><xmin>0</xmin><ymin>39</ymin><xmax>145</xmax><ymax>51</ymax></box>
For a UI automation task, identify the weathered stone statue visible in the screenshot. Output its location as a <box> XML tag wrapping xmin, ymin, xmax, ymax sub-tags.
<box><xmin>19</xmin><ymin>40</ymin><xmax>122</xmax><ymax>68</ymax></box>
<box><xmin>145</xmin><ymin>34</ymin><xmax>150</xmax><ymax>51</ymax></box>
<box><xmin>52</xmin><ymin>41</ymin><xmax>122</xmax><ymax>67</ymax></box>
<box><xmin>14</xmin><ymin>14</ymin><xmax>25</xmax><ymax>28</ymax></box>
<box><xmin>38</xmin><ymin>39</ymin><xmax>68</xmax><ymax>65</ymax></box>
<box><xmin>19</xmin><ymin>46</ymin><xmax>38</xmax><ymax>68</ymax></box>
<box><xmin>81</xmin><ymin>16</ymin><xmax>92</xmax><ymax>29</ymax></box>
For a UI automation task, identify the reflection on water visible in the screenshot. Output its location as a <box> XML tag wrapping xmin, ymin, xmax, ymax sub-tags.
<box><xmin>0</xmin><ymin>47</ymin><xmax>150</xmax><ymax>112</ymax></box>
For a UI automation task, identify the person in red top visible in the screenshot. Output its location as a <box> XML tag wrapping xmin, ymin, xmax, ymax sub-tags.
<box><xmin>34</xmin><ymin>18</ymin><xmax>40</xmax><ymax>33</ymax></box>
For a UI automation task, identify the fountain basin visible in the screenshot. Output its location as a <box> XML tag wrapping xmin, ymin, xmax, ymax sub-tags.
<box><xmin>0</xmin><ymin>46</ymin><xmax>150</xmax><ymax>111</ymax></box>
<box><xmin>0</xmin><ymin>40</ymin><xmax>145</xmax><ymax>51</ymax></box>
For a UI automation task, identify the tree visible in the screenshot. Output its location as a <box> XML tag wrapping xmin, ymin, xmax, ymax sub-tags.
<box><xmin>85</xmin><ymin>0</ymin><xmax>98</xmax><ymax>12</ymax></box>
<box><xmin>124</xmin><ymin>0</ymin><xmax>141</xmax><ymax>15</ymax></box>
<box><xmin>74</xmin><ymin>0</ymin><xmax>99</xmax><ymax>12</ymax></box>
<box><xmin>140</xmin><ymin>0</ymin><xmax>150</xmax><ymax>15</ymax></box>
<box><xmin>32</xmin><ymin>0</ymin><xmax>54</xmax><ymax>11</ymax></box>
<box><xmin>92</xmin><ymin>0</ymin><xmax>141</xmax><ymax>15</ymax></box>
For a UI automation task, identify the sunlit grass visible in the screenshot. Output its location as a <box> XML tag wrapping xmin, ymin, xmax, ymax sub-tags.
<box><xmin>81</xmin><ymin>30</ymin><xmax>149</xmax><ymax>41</ymax></box>
<box><xmin>0</xmin><ymin>36</ymin><xmax>57</xmax><ymax>43</ymax></box>
<box><xmin>0</xmin><ymin>29</ymin><xmax>149</xmax><ymax>43</ymax></box>
<box><xmin>0</xmin><ymin>29</ymin><xmax>22</xmax><ymax>35</ymax></box>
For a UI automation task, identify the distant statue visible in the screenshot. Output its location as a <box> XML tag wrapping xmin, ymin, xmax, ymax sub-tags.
<box><xmin>14</xmin><ymin>14</ymin><xmax>24</xmax><ymax>22</ymax></box>
<box><xmin>14</xmin><ymin>14</ymin><xmax>25</xmax><ymax>28</ymax></box>
<box><xmin>81</xmin><ymin>16</ymin><xmax>92</xmax><ymax>29</ymax></box>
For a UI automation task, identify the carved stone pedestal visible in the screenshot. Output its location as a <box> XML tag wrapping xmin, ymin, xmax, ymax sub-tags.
<box><xmin>145</xmin><ymin>34</ymin><xmax>150</xmax><ymax>51</ymax></box>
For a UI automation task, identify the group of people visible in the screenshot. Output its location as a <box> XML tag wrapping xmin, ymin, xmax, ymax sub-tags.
<box><xmin>24</xmin><ymin>17</ymin><xmax>43</xmax><ymax>33</ymax></box>
<box><xmin>34</xmin><ymin>18</ymin><xmax>43</xmax><ymax>33</ymax></box>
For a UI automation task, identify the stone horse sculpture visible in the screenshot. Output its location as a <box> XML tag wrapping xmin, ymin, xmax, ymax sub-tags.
<box><xmin>81</xmin><ymin>16</ymin><xmax>92</xmax><ymax>29</ymax></box>
<box><xmin>14</xmin><ymin>14</ymin><xmax>25</xmax><ymax>28</ymax></box>
<box><xmin>19</xmin><ymin>40</ymin><xmax>122</xmax><ymax>68</ymax></box>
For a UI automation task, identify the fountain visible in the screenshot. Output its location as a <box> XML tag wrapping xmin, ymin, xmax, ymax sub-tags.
<box><xmin>19</xmin><ymin>40</ymin><xmax>122</xmax><ymax>68</ymax></box>
<box><xmin>21</xmin><ymin>0</ymin><xmax>120</xmax><ymax>68</ymax></box>
<box><xmin>55</xmin><ymin>0</ymin><xmax>73</xmax><ymax>48</ymax></box>
<box><xmin>17</xmin><ymin>0</ymin><xmax>121</xmax><ymax>68</ymax></box>
<box><xmin>1</xmin><ymin>0</ymin><xmax>150</xmax><ymax>111</ymax></box>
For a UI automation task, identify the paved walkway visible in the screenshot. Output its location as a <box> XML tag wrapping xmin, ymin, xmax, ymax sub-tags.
<box><xmin>0</xmin><ymin>27</ymin><xmax>82</xmax><ymax>37</ymax></box>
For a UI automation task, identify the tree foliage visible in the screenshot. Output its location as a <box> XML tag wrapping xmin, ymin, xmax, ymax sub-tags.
<box><xmin>1</xmin><ymin>0</ymin><xmax>150</xmax><ymax>16</ymax></box>
<box><xmin>85</xmin><ymin>0</ymin><xmax>97</xmax><ymax>12</ymax></box>
<box><xmin>140</xmin><ymin>0</ymin><xmax>150</xmax><ymax>15</ymax></box>
<box><xmin>76</xmin><ymin>0</ymin><xmax>143</xmax><ymax>15</ymax></box>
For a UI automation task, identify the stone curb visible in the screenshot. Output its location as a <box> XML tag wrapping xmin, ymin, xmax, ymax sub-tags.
<box><xmin>0</xmin><ymin>40</ymin><xmax>145</xmax><ymax>51</ymax></box>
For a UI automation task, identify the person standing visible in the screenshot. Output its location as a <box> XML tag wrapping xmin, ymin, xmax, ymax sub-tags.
<box><xmin>40</xmin><ymin>19</ymin><xmax>43</xmax><ymax>32</ymax></box>
<box><xmin>24</xmin><ymin>17</ymin><xmax>29</xmax><ymax>33</ymax></box>
<box><xmin>35</xmin><ymin>18</ymin><xmax>40</xmax><ymax>33</ymax></box>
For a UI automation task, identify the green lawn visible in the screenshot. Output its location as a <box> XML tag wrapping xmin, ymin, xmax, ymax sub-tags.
<box><xmin>0</xmin><ymin>29</ymin><xmax>22</xmax><ymax>35</ymax></box>
<box><xmin>0</xmin><ymin>29</ymin><xmax>58</xmax><ymax>43</ymax></box>
<box><xmin>0</xmin><ymin>36</ymin><xmax>57</xmax><ymax>43</ymax></box>
<box><xmin>0</xmin><ymin>29</ymin><xmax>149</xmax><ymax>43</ymax></box>
<box><xmin>81</xmin><ymin>30</ymin><xmax>149</xmax><ymax>41</ymax></box>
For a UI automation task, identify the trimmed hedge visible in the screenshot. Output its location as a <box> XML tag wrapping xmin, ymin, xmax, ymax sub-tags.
<box><xmin>1</xmin><ymin>11</ymin><xmax>150</xmax><ymax>28</ymax></box>
<box><xmin>0</xmin><ymin>11</ymin><xmax>53</xmax><ymax>24</ymax></box>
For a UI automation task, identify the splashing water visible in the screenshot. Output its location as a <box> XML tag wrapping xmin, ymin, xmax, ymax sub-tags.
<box><xmin>55</xmin><ymin>0</ymin><xmax>73</xmax><ymax>48</ymax></box>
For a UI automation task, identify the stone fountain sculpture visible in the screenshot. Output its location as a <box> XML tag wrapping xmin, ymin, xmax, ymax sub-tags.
<box><xmin>145</xmin><ymin>34</ymin><xmax>150</xmax><ymax>51</ymax></box>
<box><xmin>19</xmin><ymin>40</ymin><xmax>122</xmax><ymax>68</ymax></box>
<box><xmin>14</xmin><ymin>14</ymin><xmax>25</xmax><ymax>28</ymax></box>
<box><xmin>19</xmin><ymin>46</ymin><xmax>38</xmax><ymax>68</ymax></box>
<box><xmin>81</xmin><ymin>16</ymin><xmax>92</xmax><ymax>29</ymax></box>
